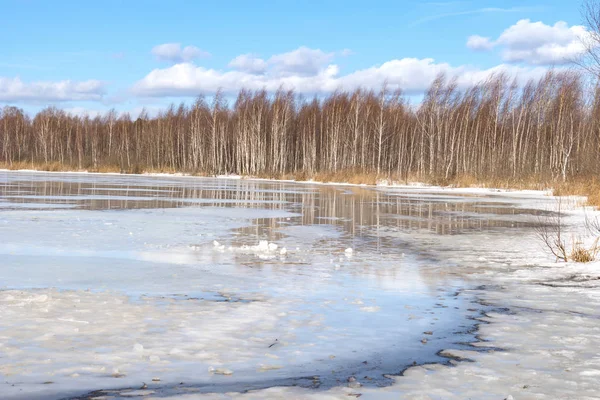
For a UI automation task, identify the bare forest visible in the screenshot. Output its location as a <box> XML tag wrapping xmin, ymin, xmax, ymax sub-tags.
<box><xmin>1</xmin><ymin>71</ymin><xmax>600</xmax><ymax>188</ymax></box>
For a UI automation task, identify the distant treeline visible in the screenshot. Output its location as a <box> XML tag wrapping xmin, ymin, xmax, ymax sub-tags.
<box><xmin>1</xmin><ymin>71</ymin><xmax>599</xmax><ymax>182</ymax></box>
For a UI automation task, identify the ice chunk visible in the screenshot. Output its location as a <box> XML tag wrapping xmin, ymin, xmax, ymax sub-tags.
<box><xmin>258</xmin><ymin>364</ymin><xmax>282</xmax><ymax>371</ymax></box>
<box><xmin>222</xmin><ymin>241</ymin><xmax>282</xmax><ymax>258</ymax></box>
<box><xmin>28</xmin><ymin>294</ymin><xmax>49</xmax><ymax>303</ymax></box>
<box><xmin>120</xmin><ymin>390</ymin><xmax>156</xmax><ymax>397</ymax></box>
<box><xmin>208</xmin><ymin>366</ymin><xmax>233</xmax><ymax>375</ymax></box>
<box><xmin>212</xmin><ymin>240</ymin><xmax>225</xmax><ymax>251</ymax></box>
<box><xmin>360</xmin><ymin>306</ymin><xmax>380</xmax><ymax>312</ymax></box>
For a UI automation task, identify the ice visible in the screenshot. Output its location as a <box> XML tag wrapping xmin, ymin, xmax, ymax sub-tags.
<box><xmin>0</xmin><ymin>288</ymin><xmax>287</xmax><ymax>399</ymax></box>
<box><xmin>1</xmin><ymin>171</ymin><xmax>599</xmax><ymax>399</ymax></box>
<box><xmin>208</xmin><ymin>367</ymin><xmax>234</xmax><ymax>375</ymax></box>
<box><xmin>120</xmin><ymin>390</ymin><xmax>156</xmax><ymax>397</ymax></box>
<box><xmin>213</xmin><ymin>240</ymin><xmax>284</xmax><ymax>259</ymax></box>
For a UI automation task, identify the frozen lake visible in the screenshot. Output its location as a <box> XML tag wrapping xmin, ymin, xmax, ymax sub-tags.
<box><xmin>0</xmin><ymin>171</ymin><xmax>573</xmax><ymax>399</ymax></box>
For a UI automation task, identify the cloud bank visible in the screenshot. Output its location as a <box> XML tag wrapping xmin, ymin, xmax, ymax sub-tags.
<box><xmin>151</xmin><ymin>43</ymin><xmax>210</xmax><ymax>63</ymax></box>
<box><xmin>467</xmin><ymin>19</ymin><xmax>592</xmax><ymax>65</ymax></box>
<box><xmin>132</xmin><ymin>46</ymin><xmax>549</xmax><ymax>97</ymax></box>
<box><xmin>0</xmin><ymin>77</ymin><xmax>106</xmax><ymax>103</ymax></box>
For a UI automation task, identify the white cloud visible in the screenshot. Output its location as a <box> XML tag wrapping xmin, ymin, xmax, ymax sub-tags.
<box><xmin>267</xmin><ymin>46</ymin><xmax>334</xmax><ymax>76</ymax></box>
<box><xmin>468</xmin><ymin>19</ymin><xmax>592</xmax><ymax>65</ymax></box>
<box><xmin>132</xmin><ymin>48</ymin><xmax>549</xmax><ymax>97</ymax></box>
<box><xmin>337</xmin><ymin>59</ymin><xmax>546</xmax><ymax>93</ymax></box>
<box><xmin>151</xmin><ymin>43</ymin><xmax>210</xmax><ymax>63</ymax></box>
<box><xmin>227</xmin><ymin>47</ymin><xmax>335</xmax><ymax>77</ymax></box>
<box><xmin>467</xmin><ymin>35</ymin><xmax>494</xmax><ymax>51</ymax></box>
<box><xmin>0</xmin><ymin>77</ymin><xmax>106</xmax><ymax>103</ymax></box>
<box><xmin>228</xmin><ymin>54</ymin><xmax>268</xmax><ymax>75</ymax></box>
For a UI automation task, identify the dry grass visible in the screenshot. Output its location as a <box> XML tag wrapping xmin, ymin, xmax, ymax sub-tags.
<box><xmin>311</xmin><ymin>171</ymin><xmax>380</xmax><ymax>185</ymax></box>
<box><xmin>570</xmin><ymin>238</ymin><xmax>599</xmax><ymax>263</ymax></box>
<box><xmin>395</xmin><ymin>173</ymin><xmax>553</xmax><ymax>191</ymax></box>
<box><xmin>88</xmin><ymin>165</ymin><xmax>121</xmax><ymax>173</ymax></box>
<box><xmin>251</xmin><ymin>170</ymin><xmax>380</xmax><ymax>185</ymax></box>
<box><xmin>536</xmin><ymin>196</ymin><xmax>600</xmax><ymax>263</ymax></box>
<box><xmin>445</xmin><ymin>175</ymin><xmax>552</xmax><ymax>191</ymax></box>
<box><xmin>0</xmin><ymin>161</ymin><xmax>34</xmax><ymax>170</ymax></box>
<box><xmin>0</xmin><ymin>161</ymin><xmax>80</xmax><ymax>172</ymax></box>
<box><xmin>417</xmin><ymin>174</ymin><xmax>599</xmax><ymax>209</ymax></box>
<box><xmin>285</xmin><ymin>171</ymin><xmax>308</xmax><ymax>181</ymax></box>
<box><xmin>449</xmin><ymin>174</ymin><xmax>480</xmax><ymax>188</ymax></box>
<box><xmin>44</xmin><ymin>162</ymin><xmax>66</xmax><ymax>171</ymax></box>
<box><xmin>554</xmin><ymin>178</ymin><xmax>600</xmax><ymax>208</ymax></box>
<box><xmin>141</xmin><ymin>166</ymin><xmax>178</xmax><ymax>175</ymax></box>
<box><xmin>191</xmin><ymin>171</ymin><xmax>211</xmax><ymax>177</ymax></box>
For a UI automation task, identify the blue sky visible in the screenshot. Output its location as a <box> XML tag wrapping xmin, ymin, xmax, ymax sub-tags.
<box><xmin>0</xmin><ymin>0</ymin><xmax>587</xmax><ymax>116</ymax></box>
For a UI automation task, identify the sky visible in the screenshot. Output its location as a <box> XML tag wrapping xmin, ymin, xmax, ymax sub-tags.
<box><xmin>0</xmin><ymin>0</ymin><xmax>589</xmax><ymax>117</ymax></box>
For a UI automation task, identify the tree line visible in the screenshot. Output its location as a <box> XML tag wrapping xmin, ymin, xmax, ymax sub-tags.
<box><xmin>1</xmin><ymin>71</ymin><xmax>599</xmax><ymax>183</ymax></box>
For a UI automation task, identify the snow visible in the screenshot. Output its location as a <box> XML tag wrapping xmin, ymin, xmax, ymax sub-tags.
<box><xmin>172</xmin><ymin>192</ymin><xmax>599</xmax><ymax>400</ymax></box>
<box><xmin>140</xmin><ymin>238</ymin><xmax>600</xmax><ymax>400</ymax></box>
<box><xmin>0</xmin><ymin>170</ymin><xmax>599</xmax><ymax>399</ymax></box>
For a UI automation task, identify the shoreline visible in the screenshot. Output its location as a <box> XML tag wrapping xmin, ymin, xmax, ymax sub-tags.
<box><xmin>0</xmin><ymin>168</ymin><xmax>558</xmax><ymax>198</ymax></box>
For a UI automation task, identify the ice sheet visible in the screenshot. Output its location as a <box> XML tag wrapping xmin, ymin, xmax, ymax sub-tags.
<box><xmin>1</xmin><ymin>171</ymin><xmax>598</xmax><ymax>399</ymax></box>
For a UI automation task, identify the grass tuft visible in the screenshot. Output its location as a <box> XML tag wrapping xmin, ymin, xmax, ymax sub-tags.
<box><xmin>569</xmin><ymin>238</ymin><xmax>599</xmax><ymax>263</ymax></box>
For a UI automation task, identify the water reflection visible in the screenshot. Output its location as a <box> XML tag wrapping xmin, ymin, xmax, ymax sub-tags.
<box><xmin>0</xmin><ymin>172</ymin><xmax>547</xmax><ymax>241</ymax></box>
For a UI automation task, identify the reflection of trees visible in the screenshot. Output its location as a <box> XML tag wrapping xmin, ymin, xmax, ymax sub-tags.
<box><xmin>1</xmin><ymin>173</ymin><xmax>544</xmax><ymax>292</ymax></box>
<box><xmin>1</xmin><ymin>175</ymin><xmax>540</xmax><ymax>237</ymax></box>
